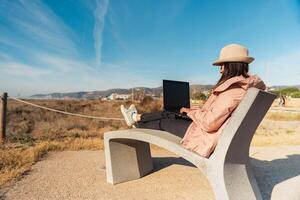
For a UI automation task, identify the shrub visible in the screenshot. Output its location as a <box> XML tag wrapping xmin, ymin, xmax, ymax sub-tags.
<box><xmin>140</xmin><ymin>96</ymin><xmax>154</xmax><ymax>106</ymax></box>
<box><xmin>271</xmin><ymin>87</ymin><xmax>300</xmax><ymax>98</ymax></box>
<box><xmin>270</xmin><ymin>90</ymin><xmax>280</xmax><ymax>97</ymax></box>
<box><xmin>193</xmin><ymin>92</ymin><xmax>207</xmax><ymax>100</ymax></box>
<box><xmin>291</xmin><ymin>92</ymin><xmax>300</xmax><ymax>98</ymax></box>
<box><xmin>281</xmin><ymin>87</ymin><xmax>299</xmax><ymax>95</ymax></box>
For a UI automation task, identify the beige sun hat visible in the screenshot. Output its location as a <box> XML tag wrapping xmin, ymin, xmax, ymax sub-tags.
<box><xmin>212</xmin><ymin>44</ymin><xmax>254</xmax><ymax>66</ymax></box>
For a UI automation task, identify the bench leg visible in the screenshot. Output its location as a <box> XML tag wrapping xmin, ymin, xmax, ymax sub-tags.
<box><xmin>207</xmin><ymin>163</ymin><xmax>262</xmax><ymax>200</ymax></box>
<box><xmin>104</xmin><ymin>139</ymin><xmax>153</xmax><ymax>184</ymax></box>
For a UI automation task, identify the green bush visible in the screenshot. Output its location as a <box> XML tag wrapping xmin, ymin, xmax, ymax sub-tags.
<box><xmin>270</xmin><ymin>90</ymin><xmax>280</xmax><ymax>97</ymax></box>
<box><xmin>272</xmin><ymin>87</ymin><xmax>300</xmax><ymax>97</ymax></box>
<box><xmin>280</xmin><ymin>87</ymin><xmax>299</xmax><ymax>95</ymax></box>
<box><xmin>193</xmin><ymin>92</ymin><xmax>207</xmax><ymax>100</ymax></box>
<box><xmin>291</xmin><ymin>92</ymin><xmax>300</xmax><ymax>98</ymax></box>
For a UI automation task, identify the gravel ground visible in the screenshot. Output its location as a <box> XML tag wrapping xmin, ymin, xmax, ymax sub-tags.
<box><xmin>1</xmin><ymin>147</ymin><xmax>300</xmax><ymax>200</ymax></box>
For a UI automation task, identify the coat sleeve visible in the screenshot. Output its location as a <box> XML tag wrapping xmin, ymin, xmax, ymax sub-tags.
<box><xmin>187</xmin><ymin>88</ymin><xmax>244</xmax><ymax>133</ymax></box>
<box><xmin>248</xmin><ymin>75</ymin><xmax>267</xmax><ymax>90</ymax></box>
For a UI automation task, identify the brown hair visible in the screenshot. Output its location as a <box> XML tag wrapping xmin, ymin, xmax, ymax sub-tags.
<box><xmin>213</xmin><ymin>62</ymin><xmax>249</xmax><ymax>90</ymax></box>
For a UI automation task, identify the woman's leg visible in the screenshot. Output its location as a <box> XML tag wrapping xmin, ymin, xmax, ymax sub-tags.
<box><xmin>159</xmin><ymin>117</ymin><xmax>192</xmax><ymax>138</ymax></box>
<box><xmin>136</xmin><ymin>114</ymin><xmax>192</xmax><ymax>138</ymax></box>
<box><xmin>134</xmin><ymin>111</ymin><xmax>168</xmax><ymax>130</ymax></box>
<box><xmin>120</xmin><ymin>104</ymin><xmax>191</xmax><ymax>137</ymax></box>
<box><xmin>139</xmin><ymin>111</ymin><xmax>170</xmax><ymax>122</ymax></box>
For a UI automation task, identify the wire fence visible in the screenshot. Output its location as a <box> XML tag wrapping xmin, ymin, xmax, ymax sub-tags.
<box><xmin>8</xmin><ymin>96</ymin><xmax>125</xmax><ymax>121</ymax></box>
<box><xmin>6</xmin><ymin>96</ymin><xmax>300</xmax><ymax>121</ymax></box>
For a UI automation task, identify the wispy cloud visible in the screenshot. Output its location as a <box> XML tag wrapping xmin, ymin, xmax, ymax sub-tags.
<box><xmin>0</xmin><ymin>0</ymin><xmax>78</xmax><ymax>56</ymax></box>
<box><xmin>0</xmin><ymin>61</ymin><xmax>51</xmax><ymax>79</ymax></box>
<box><xmin>93</xmin><ymin>0</ymin><xmax>109</xmax><ymax>68</ymax></box>
<box><xmin>0</xmin><ymin>0</ymin><xmax>83</xmax><ymax>96</ymax></box>
<box><xmin>0</xmin><ymin>0</ymin><xmax>140</xmax><ymax>97</ymax></box>
<box><xmin>0</xmin><ymin>44</ymin><xmax>151</xmax><ymax>96</ymax></box>
<box><xmin>254</xmin><ymin>49</ymin><xmax>300</xmax><ymax>86</ymax></box>
<box><xmin>0</xmin><ymin>0</ymin><xmax>213</xmax><ymax>97</ymax></box>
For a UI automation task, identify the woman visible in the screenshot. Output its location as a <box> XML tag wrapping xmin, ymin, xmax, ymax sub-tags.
<box><xmin>120</xmin><ymin>44</ymin><xmax>266</xmax><ymax>158</ymax></box>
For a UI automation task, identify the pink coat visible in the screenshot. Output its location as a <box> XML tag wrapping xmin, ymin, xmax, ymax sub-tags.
<box><xmin>180</xmin><ymin>75</ymin><xmax>266</xmax><ymax>158</ymax></box>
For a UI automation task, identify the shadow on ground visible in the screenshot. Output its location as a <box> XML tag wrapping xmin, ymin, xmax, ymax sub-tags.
<box><xmin>251</xmin><ymin>154</ymin><xmax>300</xmax><ymax>200</ymax></box>
<box><xmin>152</xmin><ymin>157</ymin><xmax>196</xmax><ymax>171</ymax></box>
<box><xmin>151</xmin><ymin>155</ymin><xmax>300</xmax><ymax>200</ymax></box>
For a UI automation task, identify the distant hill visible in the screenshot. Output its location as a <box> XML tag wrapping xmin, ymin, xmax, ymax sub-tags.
<box><xmin>30</xmin><ymin>84</ymin><xmax>214</xmax><ymax>99</ymax></box>
<box><xmin>30</xmin><ymin>84</ymin><xmax>300</xmax><ymax>99</ymax></box>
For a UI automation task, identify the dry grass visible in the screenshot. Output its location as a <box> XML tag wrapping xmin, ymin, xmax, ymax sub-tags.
<box><xmin>252</xmin><ymin>134</ymin><xmax>300</xmax><ymax>146</ymax></box>
<box><xmin>1</xmin><ymin>98</ymin><xmax>162</xmax><ymax>187</ymax></box>
<box><xmin>252</xmin><ymin>117</ymin><xmax>300</xmax><ymax>146</ymax></box>
<box><xmin>7</xmin><ymin>99</ymin><xmax>127</xmax><ymax>140</ymax></box>
<box><xmin>7</xmin><ymin>98</ymin><xmax>162</xmax><ymax>140</ymax></box>
<box><xmin>265</xmin><ymin>112</ymin><xmax>300</xmax><ymax>121</ymax></box>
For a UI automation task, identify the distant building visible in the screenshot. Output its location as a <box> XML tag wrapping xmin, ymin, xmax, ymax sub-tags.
<box><xmin>101</xmin><ymin>97</ymin><xmax>108</xmax><ymax>101</ymax></box>
<box><xmin>108</xmin><ymin>93</ymin><xmax>131</xmax><ymax>100</ymax></box>
<box><xmin>108</xmin><ymin>93</ymin><xmax>116</xmax><ymax>100</ymax></box>
<box><xmin>267</xmin><ymin>87</ymin><xmax>276</xmax><ymax>91</ymax></box>
<box><xmin>116</xmin><ymin>94</ymin><xmax>131</xmax><ymax>100</ymax></box>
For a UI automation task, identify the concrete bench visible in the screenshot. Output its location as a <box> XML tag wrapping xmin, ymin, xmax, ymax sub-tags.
<box><xmin>104</xmin><ymin>88</ymin><xmax>276</xmax><ymax>200</ymax></box>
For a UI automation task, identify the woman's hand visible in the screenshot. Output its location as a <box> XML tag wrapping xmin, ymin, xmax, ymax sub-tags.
<box><xmin>180</xmin><ymin>107</ymin><xmax>192</xmax><ymax>114</ymax></box>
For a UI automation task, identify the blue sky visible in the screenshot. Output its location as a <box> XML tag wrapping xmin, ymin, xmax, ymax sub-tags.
<box><xmin>1</xmin><ymin>0</ymin><xmax>300</xmax><ymax>97</ymax></box>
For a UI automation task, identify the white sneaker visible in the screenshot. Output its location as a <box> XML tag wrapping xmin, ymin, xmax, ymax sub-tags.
<box><xmin>120</xmin><ymin>105</ymin><xmax>137</xmax><ymax>127</ymax></box>
<box><xmin>130</xmin><ymin>104</ymin><xmax>138</xmax><ymax>128</ymax></box>
<box><xmin>129</xmin><ymin>104</ymin><xmax>137</xmax><ymax>114</ymax></box>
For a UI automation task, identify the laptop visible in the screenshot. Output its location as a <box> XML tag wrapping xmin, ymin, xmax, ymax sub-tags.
<box><xmin>163</xmin><ymin>80</ymin><xmax>190</xmax><ymax>117</ymax></box>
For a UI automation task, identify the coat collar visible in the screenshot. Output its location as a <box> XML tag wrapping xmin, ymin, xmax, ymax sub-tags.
<box><xmin>213</xmin><ymin>75</ymin><xmax>248</xmax><ymax>94</ymax></box>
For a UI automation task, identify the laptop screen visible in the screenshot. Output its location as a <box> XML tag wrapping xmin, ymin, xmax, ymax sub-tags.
<box><xmin>163</xmin><ymin>80</ymin><xmax>190</xmax><ymax>112</ymax></box>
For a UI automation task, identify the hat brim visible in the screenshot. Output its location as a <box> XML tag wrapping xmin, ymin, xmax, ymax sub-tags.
<box><xmin>212</xmin><ymin>56</ymin><xmax>255</xmax><ymax>66</ymax></box>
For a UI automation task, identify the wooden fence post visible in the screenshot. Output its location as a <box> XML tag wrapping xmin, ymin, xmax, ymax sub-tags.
<box><xmin>0</xmin><ymin>92</ymin><xmax>7</xmax><ymax>143</ymax></box>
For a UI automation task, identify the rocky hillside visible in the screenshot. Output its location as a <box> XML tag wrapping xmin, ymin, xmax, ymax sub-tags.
<box><xmin>30</xmin><ymin>84</ymin><xmax>214</xmax><ymax>99</ymax></box>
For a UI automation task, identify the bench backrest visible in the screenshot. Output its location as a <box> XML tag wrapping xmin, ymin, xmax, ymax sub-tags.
<box><xmin>210</xmin><ymin>88</ymin><xmax>276</xmax><ymax>163</ymax></box>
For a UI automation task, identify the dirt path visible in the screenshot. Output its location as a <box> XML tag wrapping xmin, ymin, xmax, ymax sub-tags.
<box><xmin>1</xmin><ymin>147</ymin><xmax>300</xmax><ymax>200</ymax></box>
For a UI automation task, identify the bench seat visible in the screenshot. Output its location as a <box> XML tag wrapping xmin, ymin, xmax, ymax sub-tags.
<box><xmin>105</xmin><ymin>128</ymin><xmax>208</xmax><ymax>172</ymax></box>
<box><xmin>104</xmin><ymin>88</ymin><xmax>276</xmax><ymax>200</ymax></box>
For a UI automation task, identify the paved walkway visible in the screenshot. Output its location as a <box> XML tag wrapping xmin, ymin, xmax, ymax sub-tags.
<box><xmin>1</xmin><ymin>146</ymin><xmax>300</xmax><ymax>200</ymax></box>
